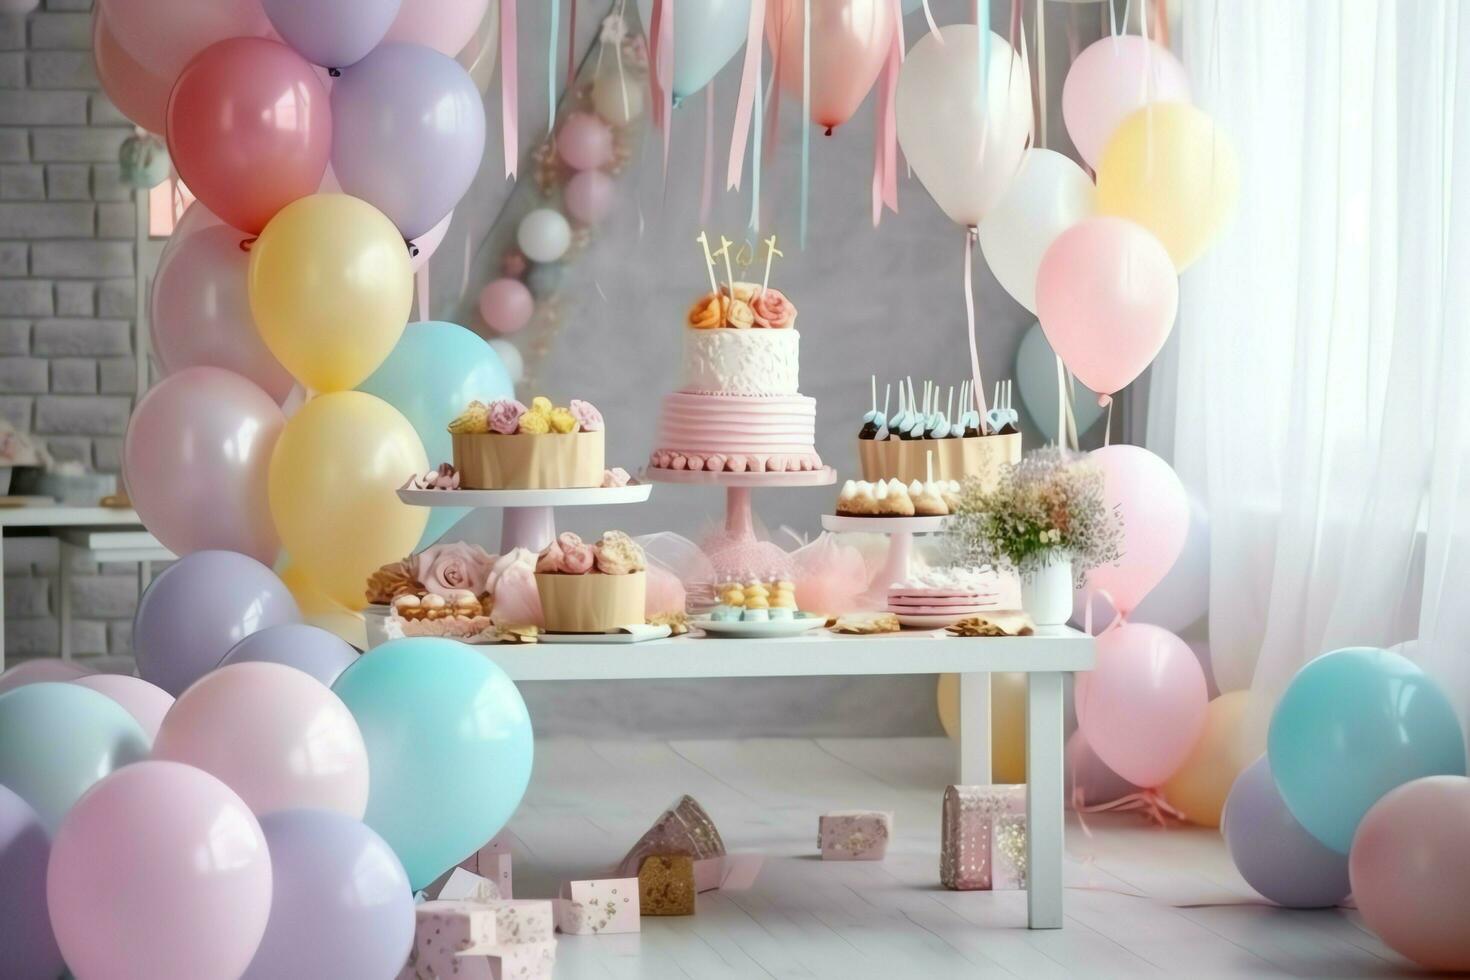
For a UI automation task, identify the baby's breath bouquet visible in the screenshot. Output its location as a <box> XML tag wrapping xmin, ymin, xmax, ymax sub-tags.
<box><xmin>947</xmin><ymin>447</ymin><xmax>1121</xmax><ymax>585</ymax></box>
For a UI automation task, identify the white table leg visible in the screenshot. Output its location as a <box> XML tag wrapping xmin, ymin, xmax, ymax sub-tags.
<box><xmin>958</xmin><ymin>672</ymin><xmax>992</xmax><ymax>784</ymax></box>
<box><xmin>0</xmin><ymin>534</ymin><xmax>6</xmax><ymax>671</ymax></box>
<box><xmin>58</xmin><ymin>541</ymin><xmax>73</xmax><ymax>661</ymax></box>
<box><xmin>1026</xmin><ymin>670</ymin><xmax>1065</xmax><ymax>929</ymax></box>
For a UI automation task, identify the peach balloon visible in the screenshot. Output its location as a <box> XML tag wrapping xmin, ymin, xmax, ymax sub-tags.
<box><xmin>1061</xmin><ymin>35</ymin><xmax>1191</xmax><ymax>170</ymax></box>
<box><xmin>1161</xmin><ymin>691</ymin><xmax>1252</xmax><ymax>827</ymax></box>
<box><xmin>91</xmin><ymin>9</ymin><xmax>170</xmax><ymax>134</ymax></box>
<box><xmin>768</xmin><ymin>0</ymin><xmax>895</xmax><ymax>132</ymax></box>
<box><xmin>1036</xmin><ymin>216</ymin><xmax>1179</xmax><ymax>400</ymax></box>
<box><xmin>386</xmin><ymin>0</ymin><xmax>488</xmax><ymax>56</ymax></box>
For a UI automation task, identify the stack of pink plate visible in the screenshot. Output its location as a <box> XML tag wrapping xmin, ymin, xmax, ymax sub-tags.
<box><xmin>886</xmin><ymin>586</ymin><xmax>1001</xmax><ymax>628</ymax></box>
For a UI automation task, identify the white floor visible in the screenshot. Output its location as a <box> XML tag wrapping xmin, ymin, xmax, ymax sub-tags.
<box><xmin>504</xmin><ymin>737</ymin><xmax>1417</xmax><ymax>980</ymax></box>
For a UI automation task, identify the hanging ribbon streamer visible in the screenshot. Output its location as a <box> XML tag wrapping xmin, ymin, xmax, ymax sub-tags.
<box><xmin>1073</xmin><ymin>788</ymin><xmax>1185</xmax><ymax>835</ymax></box>
<box><xmin>749</xmin><ymin>45</ymin><xmax>763</xmax><ymax>234</ymax></box>
<box><xmin>871</xmin><ymin>0</ymin><xmax>903</xmax><ymax>226</ymax></box>
<box><xmin>726</xmin><ymin>0</ymin><xmax>768</xmax><ymax>192</ymax></box>
<box><xmin>1054</xmin><ymin>353</ymin><xmax>1067</xmax><ymax>448</ymax></box>
<box><xmin>1109</xmin><ymin>0</ymin><xmax>1119</xmax><ymax>38</ymax></box>
<box><xmin>976</xmin><ymin>0</ymin><xmax>990</xmax><ymax>107</ymax></box>
<box><xmin>1104</xmin><ymin>398</ymin><xmax>1114</xmax><ymax>446</ymax></box>
<box><xmin>546</xmin><ymin>0</ymin><xmax>559</xmax><ymax>133</ymax></box>
<box><xmin>921</xmin><ymin>0</ymin><xmax>941</xmax><ymax>42</ymax></box>
<box><xmin>799</xmin><ymin>0</ymin><xmax>811</xmax><ymax>247</ymax></box>
<box><xmin>963</xmin><ymin>228</ymin><xmax>990</xmax><ymax>422</ymax></box>
<box><xmin>566</xmin><ymin>0</ymin><xmax>577</xmax><ymax>91</ymax></box>
<box><xmin>701</xmin><ymin>83</ymin><xmax>715</xmax><ymax>223</ymax></box>
<box><xmin>500</xmin><ymin>0</ymin><xmax>518</xmax><ymax>178</ymax></box>
<box><xmin>763</xmin><ymin>10</ymin><xmax>784</xmax><ymax>168</ymax></box>
<box><xmin>415</xmin><ymin>264</ymin><xmax>430</xmax><ymax>323</ymax></box>
<box><xmin>648</xmin><ymin>0</ymin><xmax>673</xmax><ymax>173</ymax></box>
<box><xmin>1035</xmin><ymin>0</ymin><xmax>1046</xmax><ymax>146</ymax></box>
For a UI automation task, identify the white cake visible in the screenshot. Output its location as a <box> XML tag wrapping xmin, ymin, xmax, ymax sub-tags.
<box><xmin>681</xmin><ymin>328</ymin><xmax>800</xmax><ymax>396</ymax></box>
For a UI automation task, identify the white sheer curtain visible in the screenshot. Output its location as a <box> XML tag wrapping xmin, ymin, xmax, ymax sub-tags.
<box><xmin>1147</xmin><ymin>1</ymin><xmax>1470</xmax><ymax>741</ymax></box>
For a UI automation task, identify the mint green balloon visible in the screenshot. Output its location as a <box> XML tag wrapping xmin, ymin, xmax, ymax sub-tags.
<box><xmin>1268</xmin><ymin>647</ymin><xmax>1465</xmax><ymax>854</ymax></box>
<box><xmin>0</xmin><ymin>682</ymin><xmax>150</xmax><ymax>832</ymax></box>
<box><xmin>333</xmin><ymin>638</ymin><xmax>533</xmax><ymax>890</ymax></box>
<box><xmin>1015</xmin><ymin>322</ymin><xmax>1104</xmax><ymax>442</ymax></box>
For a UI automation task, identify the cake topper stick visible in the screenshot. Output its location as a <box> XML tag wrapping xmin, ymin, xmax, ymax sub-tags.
<box><xmin>715</xmin><ymin>234</ymin><xmax>736</xmax><ymax>297</ymax></box>
<box><xmin>882</xmin><ymin>383</ymin><xmax>890</xmax><ymax>418</ymax></box>
<box><xmin>870</xmin><ymin>374</ymin><xmax>877</xmax><ymax>414</ymax></box>
<box><xmin>695</xmin><ymin>232</ymin><xmax>719</xmax><ymax>295</ymax></box>
<box><xmin>760</xmin><ymin>234</ymin><xmax>783</xmax><ymax>296</ymax></box>
<box><xmin>946</xmin><ymin>386</ymin><xmax>954</xmax><ymax>425</ymax></box>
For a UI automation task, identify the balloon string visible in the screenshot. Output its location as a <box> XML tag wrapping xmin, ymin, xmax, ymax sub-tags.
<box><xmin>500</xmin><ymin>0</ymin><xmax>519</xmax><ymax>178</ymax></box>
<box><xmin>566</xmin><ymin>0</ymin><xmax>577</xmax><ymax>91</ymax></box>
<box><xmin>871</xmin><ymin>0</ymin><xmax>903</xmax><ymax>226</ymax></box>
<box><xmin>1055</xmin><ymin>353</ymin><xmax>1067</xmax><ymax>447</ymax></box>
<box><xmin>800</xmin><ymin>0</ymin><xmax>811</xmax><ymax>247</ymax></box>
<box><xmin>976</xmin><ymin>0</ymin><xmax>990</xmax><ymax>105</ymax></box>
<box><xmin>1035</xmin><ymin>0</ymin><xmax>1046</xmax><ymax>147</ymax></box>
<box><xmin>648</xmin><ymin>0</ymin><xmax>672</xmax><ymax>175</ymax></box>
<box><xmin>1104</xmin><ymin>399</ymin><xmax>1113</xmax><ymax>446</ymax></box>
<box><xmin>416</xmin><ymin>263</ymin><xmax>430</xmax><ymax>322</ymax></box>
<box><xmin>726</xmin><ymin>0</ymin><xmax>767</xmax><ymax>191</ymax></box>
<box><xmin>921</xmin><ymin>0</ymin><xmax>942</xmax><ymax>42</ymax></box>
<box><xmin>963</xmin><ymin>228</ymin><xmax>989</xmax><ymax>421</ymax></box>
<box><xmin>749</xmin><ymin>39</ymin><xmax>763</xmax><ymax>235</ymax></box>
<box><xmin>764</xmin><ymin>10</ymin><xmax>784</xmax><ymax>168</ymax></box>
<box><xmin>546</xmin><ymin>0</ymin><xmax>559</xmax><ymax>133</ymax></box>
<box><xmin>701</xmin><ymin>83</ymin><xmax>714</xmax><ymax>224</ymax></box>
<box><xmin>1074</xmin><ymin>788</ymin><xmax>1185</xmax><ymax>828</ymax></box>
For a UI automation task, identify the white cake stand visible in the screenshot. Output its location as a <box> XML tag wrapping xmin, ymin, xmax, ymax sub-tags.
<box><xmin>397</xmin><ymin>482</ymin><xmax>653</xmax><ymax>552</ymax></box>
<box><xmin>643</xmin><ymin>466</ymin><xmax>837</xmax><ymax>582</ymax></box>
<box><xmin>821</xmin><ymin>513</ymin><xmax>951</xmax><ymax>604</ymax></box>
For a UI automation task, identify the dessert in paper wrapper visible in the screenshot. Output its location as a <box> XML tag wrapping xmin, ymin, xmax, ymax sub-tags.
<box><xmin>615</xmin><ymin>794</ymin><xmax>727</xmax><ymax>878</ymax></box>
<box><xmin>940</xmin><ymin>784</ymin><xmax>1027</xmax><ymax>890</ymax></box>
<box><xmin>452</xmin><ymin>429</ymin><xmax>605</xmax><ymax>489</ymax></box>
<box><xmin>535</xmin><ymin>571</ymin><xmax>646</xmax><ymax>632</ymax></box>
<box><xmin>858</xmin><ymin>432</ymin><xmax>1020</xmax><ymax>488</ymax></box>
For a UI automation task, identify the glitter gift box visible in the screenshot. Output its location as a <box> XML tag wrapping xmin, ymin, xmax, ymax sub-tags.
<box><xmin>556</xmin><ymin>877</ymin><xmax>641</xmax><ymax>934</ymax></box>
<box><xmin>940</xmin><ymin>784</ymin><xmax>1027</xmax><ymax>891</ymax></box>
<box><xmin>818</xmin><ymin>810</ymin><xmax>893</xmax><ymax>861</ymax></box>
<box><xmin>398</xmin><ymin>896</ymin><xmax>555</xmax><ymax>980</ymax></box>
<box><xmin>638</xmin><ymin>854</ymin><xmax>696</xmax><ymax>916</ymax></box>
<box><xmin>614</xmin><ymin>794</ymin><xmax>726</xmax><ymax>878</ymax></box>
<box><xmin>461</xmin><ymin>832</ymin><xmax>515</xmax><ymax>898</ymax></box>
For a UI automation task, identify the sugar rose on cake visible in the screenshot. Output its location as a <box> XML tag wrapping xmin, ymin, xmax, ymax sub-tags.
<box><xmin>448</xmin><ymin>394</ymin><xmax>607</xmax><ymax>489</ymax></box>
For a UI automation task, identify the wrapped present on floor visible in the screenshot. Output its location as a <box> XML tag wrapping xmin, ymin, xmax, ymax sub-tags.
<box><xmin>818</xmin><ymin>810</ymin><xmax>893</xmax><ymax>861</ymax></box>
<box><xmin>638</xmin><ymin>855</ymin><xmax>696</xmax><ymax>916</ymax></box>
<box><xmin>398</xmin><ymin>896</ymin><xmax>556</xmax><ymax>980</ymax></box>
<box><xmin>438</xmin><ymin>867</ymin><xmax>502</xmax><ymax>902</ymax></box>
<box><xmin>488</xmin><ymin>940</ymin><xmax>556</xmax><ymax>979</ymax></box>
<box><xmin>461</xmin><ymin>832</ymin><xmax>515</xmax><ymax>898</ymax></box>
<box><xmin>481</xmin><ymin>899</ymin><xmax>555</xmax><ymax>945</ymax></box>
<box><xmin>940</xmin><ymin>784</ymin><xmax>1027</xmax><ymax>891</ymax></box>
<box><xmin>615</xmin><ymin>794</ymin><xmax>726</xmax><ymax>878</ymax></box>
<box><xmin>556</xmin><ymin>877</ymin><xmax>641</xmax><ymax>934</ymax></box>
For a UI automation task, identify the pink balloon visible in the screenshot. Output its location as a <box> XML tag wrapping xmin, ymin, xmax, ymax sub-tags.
<box><xmin>97</xmin><ymin>0</ymin><xmax>272</xmax><ymax>82</ymax></box>
<box><xmin>150</xmin><ymin>224</ymin><xmax>295</xmax><ymax>403</ymax></box>
<box><xmin>46</xmin><ymin>761</ymin><xmax>273</xmax><ymax>980</ymax></box>
<box><xmin>768</xmin><ymin>0</ymin><xmax>895</xmax><ymax>132</ymax></box>
<box><xmin>385</xmin><ymin>0</ymin><xmax>488</xmax><ymax>56</ymax></box>
<box><xmin>166</xmin><ymin>38</ymin><xmax>332</xmax><ymax>235</ymax></box>
<box><xmin>479</xmin><ymin>278</ymin><xmax>534</xmax><ymax>335</ymax></box>
<box><xmin>70</xmin><ymin>675</ymin><xmax>174</xmax><ymax>742</ymax></box>
<box><xmin>557</xmin><ymin>112</ymin><xmax>614</xmax><ymax>171</ymax></box>
<box><xmin>1062</xmin><ymin>35</ymin><xmax>1192</xmax><ymax>170</ymax></box>
<box><xmin>0</xmin><ymin>659</ymin><xmax>92</xmax><ymax>697</ymax></box>
<box><xmin>123</xmin><ymin>367</ymin><xmax>285</xmax><ymax>565</ymax></box>
<box><xmin>92</xmin><ymin>10</ymin><xmax>170</xmax><ymax>134</ymax></box>
<box><xmin>1350</xmin><ymin>776</ymin><xmax>1470</xmax><ymax>972</ymax></box>
<box><xmin>153</xmin><ymin>662</ymin><xmax>369</xmax><ymax>818</ymax></box>
<box><xmin>1082</xmin><ymin>444</ymin><xmax>1189</xmax><ymax>617</ymax></box>
<box><xmin>1065</xmin><ymin>730</ymin><xmax>1140</xmax><ymax>807</ymax></box>
<box><xmin>564</xmin><ymin>169</ymin><xmax>616</xmax><ymax>225</ymax></box>
<box><xmin>1075</xmin><ymin>622</ymin><xmax>1208</xmax><ymax>788</ymax></box>
<box><xmin>1036</xmin><ymin>217</ymin><xmax>1179</xmax><ymax>399</ymax></box>
<box><xmin>410</xmin><ymin>208</ymin><xmax>454</xmax><ymax>273</ymax></box>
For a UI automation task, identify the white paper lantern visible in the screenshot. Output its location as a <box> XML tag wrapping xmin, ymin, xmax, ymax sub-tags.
<box><xmin>516</xmin><ymin>208</ymin><xmax>571</xmax><ymax>263</ymax></box>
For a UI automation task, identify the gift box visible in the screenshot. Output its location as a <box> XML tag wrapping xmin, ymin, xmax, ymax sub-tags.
<box><xmin>453</xmin><ymin>430</ymin><xmax>604</xmax><ymax>489</ymax></box>
<box><xmin>556</xmin><ymin>877</ymin><xmax>640</xmax><ymax>935</ymax></box>
<box><xmin>438</xmin><ymin>867</ymin><xmax>502</xmax><ymax>903</ymax></box>
<box><xmin>535</xmin><ymin>570</ymin><xmax>646</xmax><ymax>633</ymax></box>
<box><xmin>481</xmin><ymin>899</ymin><xmax>555</xmax><ymax>945</ymax></box>
<box><xmin>615</xmin><ymin>794</ymin><xmax>726</xmax><ymax>878</ymax></box>
<box><xmin>638</xmin><ymin>855</ymin><xmax>696</xmax><ymax>916</ymax></box>
<box><xmin>398</xmin><ymin>894</ymin><xmax>555</xmax><ymax>980</ymax></box>
<box><xmin>858</xmin><ymin>432</ymin><xmax>1020</xmax><ymax>489</ymax></box>
<box><xmin>461</xmin><ymin>833</ymin><xmax>515</xmax><ymax>898</ymax></box>
<box><xmin>940</xmin><ymin>784</ymin><xmax>1027</xmax><ymax>890</ymax></box>
<box><xmin>488</xmin><ymin>940</ymin><xmax>556</xmax><ymax>980</ymax></box>
<box><xmin>818</xmin><ymin>811</ymin><xmax>893</xmax><ymax>861</ymax></box>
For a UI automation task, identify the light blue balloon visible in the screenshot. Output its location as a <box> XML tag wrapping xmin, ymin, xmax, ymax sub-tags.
<box><xmin>332</xmin><ymin>638</ymin><xmax>533</xmax><ymax>890</ymax></box>
<box><xmin>358</xmin><ymin>321</ymin><xmax>512</xmax><ymax>550</ymax></box>
<box><xmin>0</xmin><ymin>682</ymin><xmax>150</xmax><ymax>832</ymax></box>
<box><xmin>636</xmin><ymin>0</ymin><xmax>752</xmax><ymax>101</ymax></box>
<box><xmin>1268</xmin><ymin>647</ymin><xmax>1466</xmax><ymax>854</ymax></box>
<box><xmin>1015</xmin><ymin>322</ymin><xmax>1105</xmax><ymax>442</ymax></box>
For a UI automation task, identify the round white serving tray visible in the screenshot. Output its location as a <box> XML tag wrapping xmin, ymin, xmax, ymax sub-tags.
<box><xmin>690</xmin><ymin>617</ymin><xmax>828</xmax><ymax>639</ymax></box>
<box><xmin>397</xmin><ymin>482</ymin><xmax>652</xmax><ymax>508</ymax></box>
<box><xmin>820</xmin><ymin>514</ymin><xmax>950</xmax><ymax>534</ymax></box>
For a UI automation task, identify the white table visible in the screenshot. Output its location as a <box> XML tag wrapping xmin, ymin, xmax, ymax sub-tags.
<box><xmin>0</xmin><ymin>503</ymin><xmax>173</xmax><ymax>668</ymax></box>
<box><xmin>475</xmin><ymin>625</ymin><xmax>1093</xmax><ymax>929</ymax></box>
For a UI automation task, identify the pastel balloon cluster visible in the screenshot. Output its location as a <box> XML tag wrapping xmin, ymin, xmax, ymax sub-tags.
<box><xmin>0</xmin><ymin>607</ymin><xmax>532</xmax><ymax>979</ymax></box>
<box><xmin>117</xmin><ymin>0</ymin><xmax>517</xmax><ymax>610</ymax></box>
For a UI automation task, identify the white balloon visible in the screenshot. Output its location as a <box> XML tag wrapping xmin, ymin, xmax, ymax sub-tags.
<box><xmin>896</xmin><ymin>25</ymin><xmax>1033</xmax><ymax>227</ymax></box>
<box><xmin>489</xmin><ymin>338</ymin><xmax>524</xmax><ymax>384</ymax></box>
<box><xmin>593</xmin><ymin>69</ymin><xmax>646</xmax><ymax>126</ymax></box>
<box><xmin>516</xmin><ymin>208</ymin><xmax>572</xmax><ymax>263</ymax></box>
<box><xmin>978</xmin><ymin>148</ymin><xmax>1095</xmax><ymax>314</ymax></box>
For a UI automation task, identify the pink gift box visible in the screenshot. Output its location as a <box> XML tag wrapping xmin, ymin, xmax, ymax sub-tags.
<box><xmin>397</xmin><ymin>901</ymin><xmax>500</xmax><ymax>980</ymax></box>
<box><xmin>614</xmin><ymin>794</ymin><xmax>726</xmax><ymax>878</ymax></box>
<box><xmin>818</xmin><ymin>811</ymin><xmax>893</xmax><ymax>861</ymax></box>
<box><xmin>556</xmin><ymin>877</ymin><xmax>641</xmax><ymax>934</ymax></box>
<box><xmin>940</xmin><ymin>784</ymin><xmax>1027</xmax><ymax>890</ymax></box>
<box><xmin>461</xmin><ymin>832</ymin><xmax>515</xmax><ymax>898</ymax></box>
<box><xmin>488</xmin><ymin>940</ymin><xmax>556</xmax><ymax>979</ymax></box>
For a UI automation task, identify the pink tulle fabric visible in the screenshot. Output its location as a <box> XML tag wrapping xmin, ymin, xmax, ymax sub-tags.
<box><xmin>645</xmin><ymin>563</ymin><xmax>687</xmax><ymax>617</ymax></box>
<box><xmin>790</xmin><ymin>533</ymin><xmax>872</xmax><ymax>617</ymax></box>
<box><xmin>488</xmin><ymin>550</ymin><xmax>543</xmax><ymax>626</ymax></box>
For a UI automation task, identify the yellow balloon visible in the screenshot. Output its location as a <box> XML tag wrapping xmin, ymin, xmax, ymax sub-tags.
<box><xmin>1095</xmin><ymin>103</ymin><xmax>1240</xmax><ymax>270</ymax></box>
<box><xmin>269</xmin><ymin>392</ymin><xmax>428</xmax><ymax>610</ymax></box>
<box><xmin>279</xmin><ymin>561</ymin><xmax>368</xmax><ymax>648</ymax></box>
<box><xmin>937</xmin><ymin>672</ymin><xmax>1028</xmax><ymax>783</ymax></box>
<box><xmin>249</xmin><ymin>194</ymin><xmax>413</xmax><ymax>392</ymax></box>
<box><xmin>1162</xmin><ymin>690</ymin><xmax>1252</xmax><ymax>827</ymax></box>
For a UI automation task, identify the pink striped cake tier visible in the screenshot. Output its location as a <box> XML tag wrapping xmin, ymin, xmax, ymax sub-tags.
<box><xmin>649</xmin><ymin>392</ymin><xmax>823</xmax><ymax>473</ymax></box>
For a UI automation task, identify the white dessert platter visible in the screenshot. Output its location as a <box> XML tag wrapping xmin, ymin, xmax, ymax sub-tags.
<box><xmin>894</xmin><ymin>611</ymin><xmax>975</xmax><ymax>630</ymax></box>
<box><xmin>397</xmin><ymin>481</ymin><xmax>653</xmax><ymax>552</ymax></box>
<box><xmin>690</xmin><ymin>617</ymin><xmax>828</xmax><ymax>639</ymax></box>
<box><xmin>820</xmin><ymin>512</ymin><xmax>953</xmax><ymax>606</ymax></box>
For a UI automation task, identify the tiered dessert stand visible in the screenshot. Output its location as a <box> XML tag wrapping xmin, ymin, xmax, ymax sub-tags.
<box><xmin>643</xmin><ymin>466</ymin><xmax>837</xmax><ymax>583</ymax></box>
<box><xmin>397</xmin><ymin>483</ymin><xmax>652</xmax><ymax>552</ymax></box>
<box><xmin>820</xmin><ymin>513</ymin><xmax>949</xmax><ymax>606</ymax></box>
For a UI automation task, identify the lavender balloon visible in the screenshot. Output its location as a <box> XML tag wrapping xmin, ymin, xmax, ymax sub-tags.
<box><xmin>263</xmin><ymin>0</ymin><xmax>402</xmax><ymax>69</ymax></box>
<box><xmin>1222</xmin><ymin>757</ymin><xmax>1351</xmax><ymax>908</ymax></box>
<box><xmin>134</xmin><ymin>550</ymin><xmax>301</xmax><ymax>696</ymax></box>
<box><xmin>0</xmin><ymin>785</ymin><xmax>64</xmax><ymax>980</ymax></box>
<box><xmin>243</xmin><ymin>809</ymin><xmax>414</xmax><ymax>980</ymax></box>
<box><xmin>331</xmin><ymin>43</ymin><xmax>485</xmax><ymax>239</ymax></box>
<box><xmin>220</xmin><ymin>623</ymin><xmax>360</xmax><ymax>687</ymax></box>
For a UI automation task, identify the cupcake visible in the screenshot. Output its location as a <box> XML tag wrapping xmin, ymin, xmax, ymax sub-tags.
<box><xmin>534</xmin><ymin>531</ymin><xmax>647</xmax><ymax>632</ymax></box>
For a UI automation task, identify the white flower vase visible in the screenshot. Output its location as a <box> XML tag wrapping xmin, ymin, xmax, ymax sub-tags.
<box><xmin>1020</xmin><ymin>556</ymin><xmax>1073</xmax><ymax>626</ymax></box>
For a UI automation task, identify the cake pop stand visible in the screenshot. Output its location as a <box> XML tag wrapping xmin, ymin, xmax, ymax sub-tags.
<box><xmin>397</xmin><ymin>483</ymin><xmax>653</xmax><ymax>552</ymax></box>
<box><xmin>642</xmin><ymin>467</ymin><xmax>837</xmax><ymax>582</ymax></box>
<box><xmin>820</xmin><ymin>514</ymin><xmax>950</xmax><ymax>606</ymax></box>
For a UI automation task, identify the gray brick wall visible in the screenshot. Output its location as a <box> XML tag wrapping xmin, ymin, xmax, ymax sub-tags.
<box><xmin>2</xmin><ymin>0</ymin><xmax>141</xmax><ymax>661</ymax></box>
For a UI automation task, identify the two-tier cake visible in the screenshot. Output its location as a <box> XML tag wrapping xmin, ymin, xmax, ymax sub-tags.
<box><xmin>648</xmin><ymin>280</ymin><xmax>823</xmax><ymax>474</ymax></box>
